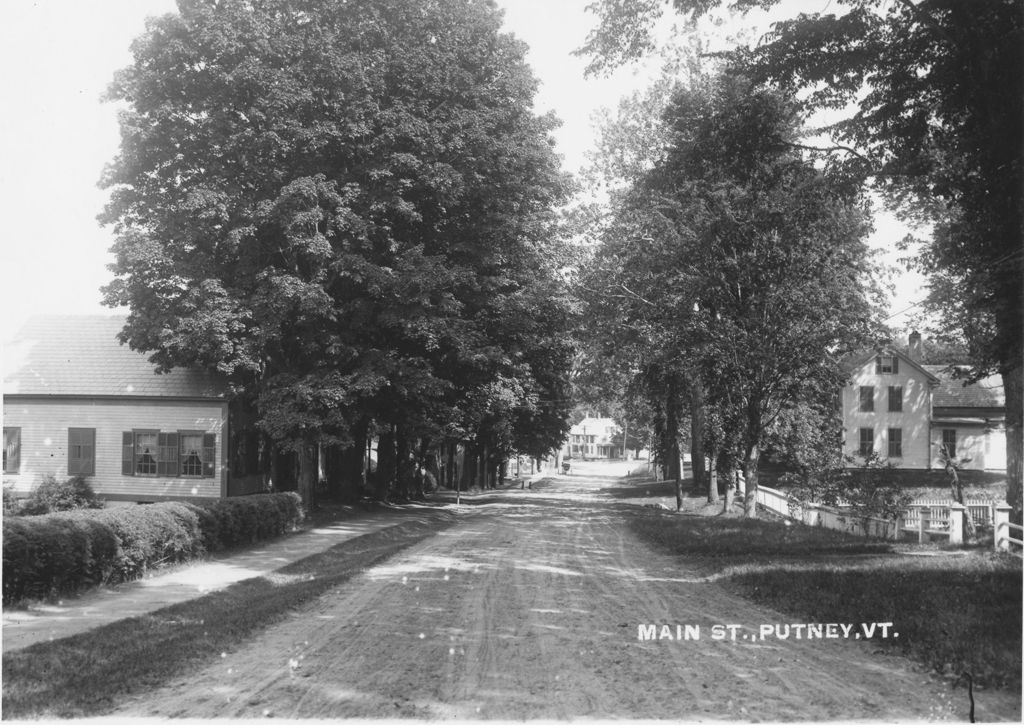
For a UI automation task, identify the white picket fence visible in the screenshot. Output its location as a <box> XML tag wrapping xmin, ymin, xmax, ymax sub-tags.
<box><xmin>901</xmin><ymin>498</ymin><xmax>996</xmax><ymax>529</ymax></box>
<box><xmin>755</xmin><ymin>485</ymin><xmax>898</xmax><ymax>539</ymax></box>
<box><xmin>755</xmin><ymin>485</ymin><xmax>1014</xmax><ymax>548</ymax></box>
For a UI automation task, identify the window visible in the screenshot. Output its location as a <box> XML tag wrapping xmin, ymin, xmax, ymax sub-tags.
<box><xmin>875</xmin><ymin>355</ymin><xmax>899</xmax><ymax>374</ymax></box>
<box><xmin>888</xmin><ymin>386</ymin><xmax>903</xmax><ymax>412</ymax></box>
<box><xmin>942</xmin><ymin>429</ymin><xmax>957</xmax><ymax>458</ymax></box>
<box><xmin>68</xmin><ymin>428</ymin><xmax>95</xmax><ymax>476</ymax></box>
<box><xmin>859</xmin><ymin>428</ymin><xmax>874</xmax><ymax>457</ymax></box>
<box><xmin>179</xmin><ymin>433</ymin><xmax>206</xmax><ymax>477</ymax></box>
<box><xmin>3</xmin><ymin>427</ymin><xmax>20</xmax><ymax>473</ymax></box>
<box><xmin>859</xmin><ymin>386</ymin><xmax>874</xmax><ymax>412</ymax></box>
<box><xmin>122</xmin><ymin>430</ymin><xmax>215</xmax><ymax>478</ymax></box>
<box><xmin>888</xmin><ymin>428</ymin><xmax>902</xmax><ymax>458</ymax></box>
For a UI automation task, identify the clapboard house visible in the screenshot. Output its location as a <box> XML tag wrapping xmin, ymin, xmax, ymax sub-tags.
<box><xmin>3</xmin><ymin>315</ymin><xmax>230</xmax><ymax>501</ymax></box>
<box><xmin>841</xmin><ymin>332</ymin><xmax>1006</xmax><ymax>471</ymax></box>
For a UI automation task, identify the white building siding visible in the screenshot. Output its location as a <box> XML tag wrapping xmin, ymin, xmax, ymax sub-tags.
<box><xmin>842</xmin><ymin>362</ymin><xmax>933</xmax><ymax>468</ymax></box>
<box><xmin>930</xmin><ymin>424</ymin><xmax>1006</xmax><ymax>471</ymax></box>
<box><xmin>3</xmin><ymin>397</ymin><xmax>227</xmax><ymax>500</ymax></box>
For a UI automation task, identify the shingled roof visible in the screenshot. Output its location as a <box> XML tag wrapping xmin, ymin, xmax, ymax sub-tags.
<box><xmin>3</xmin><ymin>315</ymin><xmax>227</xmax><ymax>399</ymax></box>
<box><xmin>924</xmin><ymin>365</ymin><xmax>1005</xmax><ymax>408</ymax></box>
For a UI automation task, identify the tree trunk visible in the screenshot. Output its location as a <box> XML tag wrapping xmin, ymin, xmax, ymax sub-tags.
<box><xmin>743</xmin><ymin>443</ymin><xmax>759</xmax><ymax>519</ymax></box>
<box><xmin>666</xmin><ymin>390</ymin><xmax>683</xmax><ymax>510</ymax></box>
<box><xmin>460</xmin><ymin>443</ymin><xmax>477</xmax><ymax>492</ymax></box>
<box><xmin>296</xmin><ymin>442</ymin><xmax>317</xmax><ymax>514</ymax></box>
<box><xmin>1003</xmin><ymin>367</ymin><xmax>1023</xmax><ymax>520</ymax></box>
<box><xmin>707</xmin><ymin>455</ymin><xmax>719</xmax><ymax>504</ymax></box>
<box><xmin>395</xmin><ymin>427</ymin><xmax>413</xmax><ymax>500</ymax></box>
<box><xmin>376</xmin><ymin>426</ymin><xmax>396</xmax><ymax>501</ymax></box>
<box><xmin>690</xmin><ymin>383</ymin><xmax>706</xmax><ymax>494</ymax></box>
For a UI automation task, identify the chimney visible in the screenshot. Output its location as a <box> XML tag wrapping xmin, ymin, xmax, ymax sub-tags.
<box><xmin>908</xmin><ymin>331</ymin><xmax>922</xmax><ymax>363</ymax></box>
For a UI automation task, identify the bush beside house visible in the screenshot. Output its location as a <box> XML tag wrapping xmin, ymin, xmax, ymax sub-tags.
<box><xmin>2</xmin><ymin>492</ymin><xmax>303</xmax><ymax>605</ymax></box>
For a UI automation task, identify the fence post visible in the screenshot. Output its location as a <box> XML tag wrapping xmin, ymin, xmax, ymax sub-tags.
<box><xmin>892</xmin><ymin>516</ymin><xmax>902</xmax><ymax>541</ymax></box>
<box><xmin>918</xmin><ymin>508</ymin><xmax>926</xmax><ymax>543</ymax></box>
<box><xmin>994</xmin><ymin>502</ymin><xmax>1012</xmax><ymax>551</ymax></box>
<box><xmin>948</xmin><ymin>502</ymin><xmax>965</xmax><ymax>545</ymax></box>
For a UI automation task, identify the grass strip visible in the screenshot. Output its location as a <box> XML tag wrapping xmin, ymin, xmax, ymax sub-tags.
<box><xmin>2</xmin><ymin>511</ymin><xmax>457</xmax><ymax>719</ymax></box>
<box><xmin>725</xmin><ymin>557</ymin><xmax>1022</xmax><ymax>689</ymax></box>
<box><xmin>630</xmin><ymin>510</ymin><xmax>1022</xmax><ymax>690</ymax></box>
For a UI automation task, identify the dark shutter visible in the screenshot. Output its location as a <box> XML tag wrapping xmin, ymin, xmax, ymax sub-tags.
<box><xmin>202</xmin><ymin>433</ymin><xmax>216</xmax><ymax>478</ymax></box>
<box><xmin>892</xmin><ymin>356</ymin><xmax>899</xmax><ymax>374</ymax></box>
<box><xmin>68</xmin><ymin>428</ymin><xmax>96</xmax><ymax>476</ymax></box>
<box><xmin>875</xmin><ymin>356</ymin><xmax>881</xmax><ymax>373</ymax></box>
<box><xmin>6</xmin><ymin>428</ymin><xmax>20</xmax><ymax>473</ymax></box>
<box><xmin>158</xmin><ymin>432</ymin><xmax>179</xmax><ymax>476</ymax></box>
<box><xmin>122</xmin><ymin>432</ymin><xmax>134</xmax><ymax>475</ymax></box>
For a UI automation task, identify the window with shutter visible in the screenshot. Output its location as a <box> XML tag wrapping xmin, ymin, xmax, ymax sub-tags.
<box><xmin>888</xmin><ymin>428</ymin><xmax>902</xmax><ymax>458</ymax></box>
<box><xmin>158</xmin><ymin>432</ymin><xmax>179</xmax><ymax>476</ymax></box>
<box><xmin>179</xmin><ymin>432</ymin><xmax>204</xmax><ymax>477</ymax></box>
<box><xmin>859</xmin><ymin>428</ymin><xmax>874</xmax><ymax>456</ymax></box>
<box><xmin>942</xmin><ymin>429</ymin><xmax>957</xmax><ymax>458</ymax></box>
<box><xmin>876</xmin><ymin>355</ymin><xmax>899</xmax><ymax>374</ymax></box>
<box><xmin>859</xmin><ymin>386</ymin><xmax>874</xmax><ymax>412</ymax></box>
<box><xmin>122</xmin><ymin>431</ymin><xmax>134</xmax><ymax>475</ymax></box>
<box><xmin>888</xmin><ymin>386</ymin><xmax>903</xmax><ymax>412</ymax></box>
<box><xmin>3</xmin><ymin>427</ymin><xmax>20</xmax><ymax>473</ymax></box>
<box><xmin>202</xmin><ymin>433</ymin><xmax>216</xmax><ymax>478</ymax></box>
<box><xmin>68</xmin><ymin>428</ymin><xmax>96</xmax><ymax>476</ymax></box>
<box><xmin>134</xmin><ymin>431</ymin><xmax>159</xmax><ymax>475</ymax></box>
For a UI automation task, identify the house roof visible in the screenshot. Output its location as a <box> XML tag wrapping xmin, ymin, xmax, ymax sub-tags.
<box><xmin>3</xmin><ymin>315</ymin><xmax>227</xmax><ymax>399</ymax></box>
<box><xmin>840</xmin><ymin>347</ymin><xmax>940</xmax><ymax>383</ymax></box>
<box><xmin>568</xmin><ymin>417</ymin><xmax>619</xmax><ymax>437</ymax></box>
<box><xmin>924</xmin><ymin>365</ymin><xmax>1005</xmax><ymax>409</ymax></box>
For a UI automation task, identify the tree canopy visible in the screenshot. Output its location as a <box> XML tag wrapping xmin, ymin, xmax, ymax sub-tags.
<box><xmin>101</xmin><ymin>0</ymin><xmax>575</xmax><ymax>507</ymax></box>
<box><xmin>581</xmin><ymin>0</ymin><xmax>1023</xmax><ymax>513</ymax></box>
<box><xmin>579</xmin><ymin>71</ymin><xmax>878</xmax><ymax>514</ymax></box>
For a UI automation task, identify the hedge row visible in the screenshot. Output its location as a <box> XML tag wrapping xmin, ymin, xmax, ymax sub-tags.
<box><xmin>2</xmin><ymin>492</ymin><xmax>304</xmax><ymax>605</ymax></box>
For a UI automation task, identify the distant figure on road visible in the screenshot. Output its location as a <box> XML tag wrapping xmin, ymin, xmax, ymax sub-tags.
<box><xmin>562</xmin><ymin>461</ymin><xmax>571</xmax><ymax>475</ymax></box>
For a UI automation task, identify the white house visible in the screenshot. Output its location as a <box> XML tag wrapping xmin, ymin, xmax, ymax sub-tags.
<box><xmin>562</xmin><ymin>416</ymin><xmax>622</xmax><ymax>459</ymax></box>
<box><xmin>3</xmin><ymin>315</ymin><xmax>230</xmax><ymax>501</ymax></box>
<box><xmin>841</xmin><ymin>332</ymin><xmax>1006</xmax><ymax>471</ymax></box>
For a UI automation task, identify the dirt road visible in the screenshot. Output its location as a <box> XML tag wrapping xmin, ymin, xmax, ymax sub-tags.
<box><xmin>111</xmin><ymin>463</ymin><xmax>1003</xmax><ymax>721</ymax></box>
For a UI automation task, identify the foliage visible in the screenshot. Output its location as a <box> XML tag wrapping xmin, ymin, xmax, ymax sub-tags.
<box><xmin>100</xmin><ymin>0</ymin><xmax>574</xmax><ymax>507</ymax></box>
<box><xmin>17</xmin><ymin>475</ymin><xmax>105</xmax><ymax>516</ymax></box>
<box><xmin>580</xmin><ymin>70</ymin><xmax>879</xmax><ymax>514</ymax></box>
<box><xmin>2</xmin><ymin>493</ymin><xmax>303</xmax><ymax>606</ymax></box>
<box><xmin>841</xmin><ymin>453</ymin><xmax>914</xmax><ymax>530</ymax></box>
<box><xmin>579</xmin><ymin>0</ymin><xmax>1023</xmax><ymax>514</ymax></box>
<box><xmin>3</xmin><ymin>487</ymin><xmax>23</xmax><ymax>516</ymax></box>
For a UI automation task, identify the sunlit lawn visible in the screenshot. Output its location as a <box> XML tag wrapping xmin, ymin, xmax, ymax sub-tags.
<box><xmin>631</xmin><ymin>511</ymin><xmax>1023</xmax><ymax>690</ymax></box>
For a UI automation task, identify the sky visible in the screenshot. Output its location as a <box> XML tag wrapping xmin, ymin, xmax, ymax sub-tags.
<box><xmin>0</xmin><ymin>0</ymin><xmax>925</xmax><ymax>349</ymax></box>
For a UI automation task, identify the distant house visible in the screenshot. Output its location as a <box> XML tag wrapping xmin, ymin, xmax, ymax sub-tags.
<box><xmin>562</xmin><ymin>416</ymin><xmax>622</xmax><ymax>460</ymax></box>
<box><xmin>3</xmin><ymin>315</ymin><xmax>230</xmax><ymax>501</ymax></box>
<box><xmin>840</xmin><ymin>332</ymin><xmax>1006</xmax><ymax>471</ymax></box>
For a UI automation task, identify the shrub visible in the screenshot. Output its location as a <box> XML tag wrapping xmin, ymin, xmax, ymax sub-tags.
<box><xmin>3</xmin><ymin>486</ymin><xmax>23</xmax><ymax>515</ymax></box>
<box><xmin>20</xmin><ymin>475</ymin><xmax>105</xmax><ymax>516</ymax></box>
<box><xmin>2</xmin><ymin>514</ymin><xmax>120</xmax><ymax>603</ymax></box>
<box><xmin>2</xmin><ymin>492</ymin><xmax>305</xmax><ymax>606</ymax></box>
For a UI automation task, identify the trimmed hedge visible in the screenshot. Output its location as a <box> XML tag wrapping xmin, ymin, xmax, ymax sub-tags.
<box><xmin>2</xmin><ymin>492</ymin><xmax>303</xmax><ymax>605</ymax></box>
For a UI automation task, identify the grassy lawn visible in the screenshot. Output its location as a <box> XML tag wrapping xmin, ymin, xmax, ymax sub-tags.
<box><xmin>631</xmin><ymin>511</ymin><xmax>1022</xmax><ymax>690</ymax></box>
<box><xmin>1</xmin><ymin>511</ymin><xmax>456</xmax><ymax>719</ymax></box>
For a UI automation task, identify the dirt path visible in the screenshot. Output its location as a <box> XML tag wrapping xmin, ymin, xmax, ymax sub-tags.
<box><xmin>110</xmin><ymin>465</ymin><xmax>1006</xmax><ymax>721</ymax></box>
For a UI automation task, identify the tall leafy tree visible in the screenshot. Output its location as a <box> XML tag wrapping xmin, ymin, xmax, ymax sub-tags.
<box><xmin>584</xmin><ymin>73</ymin><xmax>878</xmax><ymax>516</ymax></box>
<box><xmin>580</xmin><ymin>0</ymin><xmax>1024</xmax><ymax>515</ymax></box>
<box><xmin>101</xmin><ymin>0</ymin><xmax>571</xmax><ymax>508</ymax></box>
